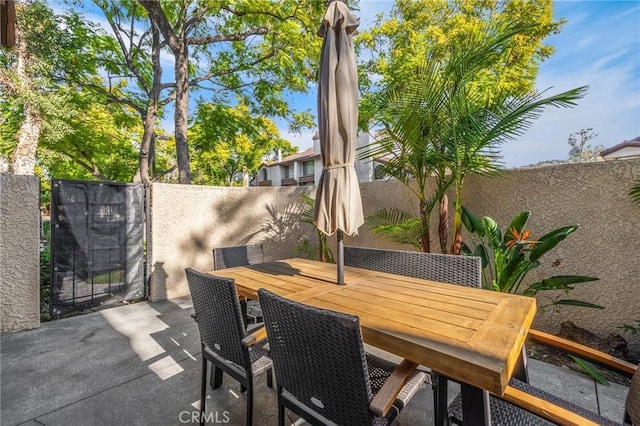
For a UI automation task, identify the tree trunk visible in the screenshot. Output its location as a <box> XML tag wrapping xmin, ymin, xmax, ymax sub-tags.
<box><xmin>419</xmin><ymin>202</ymin><xmax>431</xmax><ymax>253</ymax></box>
<box><xmin>136</xmin><ymin>111</ymin><xmax>156</xmax><ymax>184</ymax></box>
<box><xmin>138</xmin><ymin>1</ymin><xmax>191</xmax><ymax>184</ymax></box>
<box><xmin>438</xmin><ymin>193</ymin><xmax>449</xmax><ymax>254</ymax></box>
<box><xmin>174</xmin><ymin>45</ymin><xmax>191</xmax><ymax>184</ymax></box>
<box><xmin>449</xmin><ymin>179</ymin><xmax>464</xmax><ymax>255</ymax></box>
<box><xmin>11</xmin><ymin>104</ymin><xmax>41</xmax><ymax>175</ymax></box>
<box><xmin>136</xmin><ymin>21</ymin><xmax>162</xmax><ymax>185</ymax></box>
<box><xmin>10</xmin><ymin>20</ymin><xmax>40</xmax><ymax>175</ymax></box>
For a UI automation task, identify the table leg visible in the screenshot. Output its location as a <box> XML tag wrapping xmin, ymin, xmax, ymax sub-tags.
<box><xmin>512</xmin><ymin>345</ymin><xmax>529</xmax><ymax>383</ymax></box>
<box><xmin>461</xmin><ymin>383</ymin><xmax>491</xmax><ymax>426</ymax></box>
<box><xmin>433</xmin><ymin>373</ymin><xmax>449</xmax><ymax>426</ymax></box>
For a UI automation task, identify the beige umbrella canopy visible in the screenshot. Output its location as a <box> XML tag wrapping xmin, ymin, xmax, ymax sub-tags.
<box><xmin>313</xmin><ymin>0</ymin><xmax>363</xmax><ymax>284</ymax></box>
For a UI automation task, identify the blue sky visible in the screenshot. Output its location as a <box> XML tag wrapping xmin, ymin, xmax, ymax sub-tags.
<box><xmin>281</xmin><ymin>0</ymin><xmax>640</xmax><ymax>168</ymax></box>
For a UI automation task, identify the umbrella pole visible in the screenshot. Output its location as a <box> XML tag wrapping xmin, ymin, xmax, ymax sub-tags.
<box><xmin>337</xmin><ymin>230</ymin><xmax>344</xmax><ymax>285</ymax></box>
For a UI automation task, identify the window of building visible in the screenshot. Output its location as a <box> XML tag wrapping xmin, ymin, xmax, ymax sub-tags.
<box><xmin>302</xmin><ymin>160</ymin><xmax>314</xmax><ymax>176</ymax></box>
<box><xmin>374</xmin><ymin>164</ymin><xmax>388</xmax><ymax>180</ymax></box>
<box><xmin>260</xmin><ymin>168</ymin><xmax>268</xmax><ymax>181</ymax></box>
<box><xmin>282</xmin><ymin>165</ymin><xmax>293</xmax><ymax>179</ymax></box>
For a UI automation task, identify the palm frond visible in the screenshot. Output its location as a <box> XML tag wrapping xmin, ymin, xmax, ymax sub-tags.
<box><xmin>630</xmin><ymin>181</ymin><xmax>640</xmax><ymax>206</ymax></box>
<box><xmin>365</xmin><ymin>208</ymin><xmax>423</xmax><ymax>250</ymax></box>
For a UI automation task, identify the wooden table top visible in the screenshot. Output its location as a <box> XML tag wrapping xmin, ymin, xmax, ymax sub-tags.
<box><xmin>211</xmin><ymin>257</ymin><xmax>537</xmax><ymax>396</ymax></box>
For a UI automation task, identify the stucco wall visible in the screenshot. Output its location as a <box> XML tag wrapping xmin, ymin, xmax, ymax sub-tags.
<box><xmin>461</xmin><ymin>159</ymin><xmax>640</xmax><ymax>339</ymax></box>
<box><xmin>150</xmin><ymin>159</ymin><xmax>640</xmax><ymax>345</ymax></box>
<box><xmin>149</xmin><ymin>183</ymin><xmax>314</xmax><ymax>301</ymax></box>
<box><xmin>0</xmin><ymin>174</ymin><xmax>40</xmax><ymax>333</ymax></box>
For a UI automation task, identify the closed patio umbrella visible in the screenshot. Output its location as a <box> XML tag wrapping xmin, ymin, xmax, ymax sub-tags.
<box><xmin>313</xmin><ymin>0</ymin><xmax>363</xmax><ymax>284</ymax></box>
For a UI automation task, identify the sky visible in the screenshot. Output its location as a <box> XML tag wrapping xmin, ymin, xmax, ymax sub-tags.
<box><xmin>279</xmin><ymin>0</ymin><xmax>640</xmax><ymax>168</ymax></box>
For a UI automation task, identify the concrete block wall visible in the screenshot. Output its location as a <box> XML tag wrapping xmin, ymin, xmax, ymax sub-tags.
<box><xmin>0</xmin><ymin>174</ymin><xmax>40</xmax><ymax>333</ymax></box>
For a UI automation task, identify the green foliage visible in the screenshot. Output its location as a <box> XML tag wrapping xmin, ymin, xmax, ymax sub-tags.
<box><xmin>359</xmin><ymin>18</ymin><xmax>587</xmax><ymax>253</ymax></box>
<box><xmin>620</xmin><ymin>320</ymin><xmax>640</xmax><ymax>336</ymax></box>
<box><xmin>293</xmin><ymin>193</ymin><xmax>333</xmax><ymax>263</ymax></box>
<box><xmin>132</xmin><ymin>0</ymin><xmax>326</xmax><ymax>182</ymax></box>
<box><xmin>569</xmin><ymin>355</ymin><xmax>609</xmax><ymax>385</ymax></box>
<box><xmin>1</xmin><ymin>1</ymin><xmax>144</xmax><ymax>182</ymax></box>
<box><xmin>366</xmin><ymin>208</ymin><xmax>424</xmax><ymax>250</ymax></box>
<box><xmin>358</xmin><ymin>0</ymin><xmax>562</xmax><ymax>97</ymax></box>
<box><xmin>461</xmin><ymin>207</ymin><xmax>602</xmax><ymax>310</ymax></box>
<box><xmin>188</xmin><ymin>103</ymin><xmax>297</xmax><ymax>186</ymax></box>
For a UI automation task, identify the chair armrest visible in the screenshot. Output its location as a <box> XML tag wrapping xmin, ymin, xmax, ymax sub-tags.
<box><xmin>501</xmin><ymin>384</ymin><xmax>600</xmax><ymax>426</ymax></box>
<box><xmin>528</xmin><ymin>329</ymin><xmax>637</xmax><ymax>376</ymax></box>
<box><xmin>370</xmin><ymin>359</ymin><xmax>419</xmax><ymax>416</ymax></box>
<box><xmin>241</xmin><ymin>327</ymin><xmax>268</xmax><ymax>348</ymax></box>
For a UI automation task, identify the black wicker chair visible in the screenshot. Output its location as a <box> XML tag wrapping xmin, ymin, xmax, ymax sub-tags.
<box><xmin>213</xmin><ymin>244</ymin><xmax>265</xmax><ymax>327</ymax></box>
<box><xmin>448</xmin><ymin>329</ymin><xmax>639</xmax><ymax>425</ymax></box>
<box><xmin>343</xmin><ymin>246</ymin><xmax>482</xmax><ymax>287</ymax></box>
<box><xmin>343</xmin><ymin>246</ymin><xmax>482</xmax><ymax>425</ymax></box>
<box><xmin>185</xmin><ymin>268</ymin><xmax>273</xmax><ymax>426</ymax></box>
<box><xmin>213</xmin><ymin>244</ymin><xmax>265</xmax><ymax>270</ymax></box>
<box><xmin>256</xmin><ymin>288</ymin><xmax>427</xmax><ymax>426</ymax></box>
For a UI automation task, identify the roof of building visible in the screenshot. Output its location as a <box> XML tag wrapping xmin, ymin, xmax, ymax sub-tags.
<box><xmin>600</xmin><ymin>136</ymin><xmax>640</xmax><ymax>157</ymax></box>
<box><xmin>261</xmin><ymin>148</ymin><xmax>320</xmax><ymax>167</ymax></box>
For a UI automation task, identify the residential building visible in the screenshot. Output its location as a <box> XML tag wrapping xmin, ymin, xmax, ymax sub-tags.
<box><xmin>254</xmin><ymin>132</ymin><xmax>390</xmax><ymax>186</ymax></box>
<box><xmin>600</xmin><ymin>136</ymin><xmax>640</xmax><ymax>160</ymax></box>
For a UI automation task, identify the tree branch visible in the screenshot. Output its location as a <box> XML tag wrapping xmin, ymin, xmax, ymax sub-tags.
<box><xmin>138</xmin><ymin>1</ymin><xmax>182</xmax><ymax>53</ymax></box>
<box><xmin>188</xmin><ymin>27</ymin><xmax>268</xmax><ymax>45</ymax></box>
<box><xmin>189</xmin><ymin>49</ymin><xmax>276</xmax><ymax>84</ymax></box>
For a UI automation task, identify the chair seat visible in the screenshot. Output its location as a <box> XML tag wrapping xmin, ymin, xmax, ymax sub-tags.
<box><xmin>448</xmin><ymin>378</ymin><xmax>622</xmax><ymax>426</ymax></box>
<box><xmin>246</xmin><ymin>299</ymin><xmax>263</xmax><ymax>324</ymax></box>
<box><xmin>248</xmin><ymin>339</ymin><xmax>272</xmax><ymax>376</ymax></box>
<box><xmin>366</xmin><ymin>353</ymin><xmax>428</xmax><ymax>424</ymax></box>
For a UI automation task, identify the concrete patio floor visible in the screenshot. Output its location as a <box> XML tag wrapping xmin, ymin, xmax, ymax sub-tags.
<box><xmin>1</xmin><ymin>297</ymin><xmax>630</xmax><ymax>425</ymax></box>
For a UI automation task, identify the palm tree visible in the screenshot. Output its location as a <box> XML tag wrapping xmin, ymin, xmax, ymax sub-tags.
<box><xmin>359</xmin><ymin>21</ymin><xmax>587</xmax><ymax>253</ymax></box>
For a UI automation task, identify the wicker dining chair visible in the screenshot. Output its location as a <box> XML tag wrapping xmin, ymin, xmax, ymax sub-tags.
<box><xmin>343</xmin><ymin>246</ymin><xmax>482</xmax><ymax>288</ymax></box>
<box><xmin>447</xmin><ymin>329</ymin><xmax>639</xmax><ymax>426</ymax></box>
<box><xmin>213</xmin><ymin>244</ymin><xmax>265</xmax><ymax>270</ymax></box>
<box><xmin>185</xmin><ymin>268</ymin><xmax>273</xmax><ymax>426</ymax></box>
<box><xmin>213</xmin><ymin>244</ymin><xmax>265</xmax><ymax>327</ymax></box>
<box><xmin>256</xmin><ymin>288</ymin><xmax>427</xmax><ymax>426</ymax></box>
<box><xmin>344</xmin><ymin>246</ymin><xmax>482</xmax><ymax>425</ymax></box>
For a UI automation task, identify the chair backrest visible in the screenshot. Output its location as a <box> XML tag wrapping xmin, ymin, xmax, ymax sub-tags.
<box><xmin>213</xmin><ymin>244</ymin><xmax>264</xmax><ymax>270</ymax></box>
<box><xmin>185</xmin><ymin>268</ymin><xmax>248</xmax><ymax>368</ymax></box>
<box><xmin>627</xmin><ymin>369</ymin><xmax>640</xmax><ymax>425</ymax></box>
<box><xmin>344</xmin><ymin>246</ymin><xmax>482</xmax><ymax>288</ymax></box>
<box><xmin>258</xmin><ymin>289</ymin><xmax>374</xmax><ymax>426</ymax></box>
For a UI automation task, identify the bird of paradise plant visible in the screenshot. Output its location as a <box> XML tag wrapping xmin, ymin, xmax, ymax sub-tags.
<box><xmin>461</xmin><ymin>207</ymin><xmax>602</xmax><ymax>310</ymax></box>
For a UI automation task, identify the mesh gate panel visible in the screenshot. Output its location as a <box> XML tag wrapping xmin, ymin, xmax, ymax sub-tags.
<box><xmin>50</xmin><ymin>180</ymin><xmax>145</xmax><ymax>314</ymax></box>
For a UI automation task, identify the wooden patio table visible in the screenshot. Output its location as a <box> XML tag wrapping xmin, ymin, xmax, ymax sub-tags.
<box><xmin>211</xmin><ymin>257</ymin><xmax>537</xmax><ymax>426</ymax></box>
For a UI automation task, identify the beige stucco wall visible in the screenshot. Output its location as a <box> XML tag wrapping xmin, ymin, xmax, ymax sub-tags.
<box><xmin>150</xmin><ymin>159</ymin><xmax>640</xmax><ymax>345</ymax></box>
<box><xmin>149</xmin><ymin>183</ymin><xmax>314</xmax><ymax>301</ymax></box>
<box><xmin>461</xmin><ymin>159</ymin><xmax>640</xmax><ymax>339</ymax></box>
<box><xmin>0</xmin><ymin>174</ymin><xmax>40</xmax><ymax>333</ymax></box>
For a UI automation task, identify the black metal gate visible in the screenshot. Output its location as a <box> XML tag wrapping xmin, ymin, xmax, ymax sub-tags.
<box><xmin>50</xmin><ymin>179</ymin><xmax>145</xmax><ymax>315</ymax></box>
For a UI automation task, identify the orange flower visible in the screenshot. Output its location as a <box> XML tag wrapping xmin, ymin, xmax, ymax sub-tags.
<box><xmin>506</xmin><ymin>228</ymin><xmax>537</xmax><ymax>248</ymax></box>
